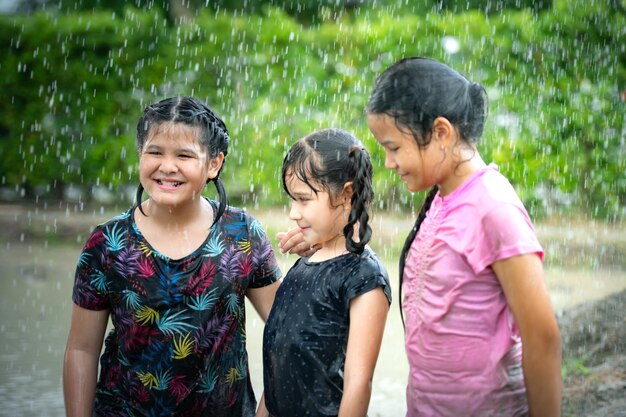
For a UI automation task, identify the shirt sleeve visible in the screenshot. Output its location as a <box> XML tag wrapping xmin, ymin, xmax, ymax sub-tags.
<box><xmin>71</xmin><ymin>225</ymin><xmax>111</xmax><ymax>310</ymax></box>
<box><xmin>468</xmin><ymin>202</ymin><xmax>544</xmax><ymax>274</ymax></box>
<box><xmin>246</xmin><ymin>214</ymin><xmax>282</xmax><ymax>288</ymax></box>
<box><xmin>342</xmin><ymin>256</ymin><xmax>392</xmax><ymax>312</ymax></box>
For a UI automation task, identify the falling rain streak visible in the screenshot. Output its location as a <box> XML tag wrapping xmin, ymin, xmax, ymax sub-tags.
<box><xmin>0</xmin><ymin>0</ymin><xmax>625</xmax><ymax>416</ymax></box>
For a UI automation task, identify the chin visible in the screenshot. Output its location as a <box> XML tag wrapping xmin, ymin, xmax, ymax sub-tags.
<box><xmin>404</xmin><ymin>183</ymin><xmax>419</xmax><ymax>193</ymax></box>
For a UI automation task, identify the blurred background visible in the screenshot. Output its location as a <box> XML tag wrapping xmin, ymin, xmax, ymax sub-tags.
<box><xmin>0</xmin><ymin>0</ymin><xmax>625</xmax><ymax>416</ymax></box>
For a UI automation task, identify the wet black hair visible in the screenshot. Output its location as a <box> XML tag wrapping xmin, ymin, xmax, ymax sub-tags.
<box><xmin>281</xmin><ymin>128</ymin><xmax>374</xmax><ymax>254</ymax></box>
<box><xmin>134</xmin><ymin>96</ymin><xmax>230</xmax><ymax>224</ymax></box>
<box><xmin>367</xmin><ymin>57</ymin><xmax>488</xmax><ymax>326</ymax></box>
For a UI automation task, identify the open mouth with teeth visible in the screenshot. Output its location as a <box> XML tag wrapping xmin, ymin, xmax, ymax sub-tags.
<box><xmin>156</xmin><ymin>179</ymin><xmax>183</xmax><ymax>187</ymax></box>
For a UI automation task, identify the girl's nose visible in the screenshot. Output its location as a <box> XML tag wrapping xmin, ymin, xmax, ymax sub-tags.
<box><xmin>288</xmin><ymin>204</ymin><xmax>301</xmax><ymax>221</ymax></box>
<box><xmin>159</xmin><ymin>156</ymin><xmax>179</xmax><ymax>173</ymax></box>
<box><xmin>384</xmin><ymin>153</ymin><xmax>397</xmax><ymax>170</ymax></box>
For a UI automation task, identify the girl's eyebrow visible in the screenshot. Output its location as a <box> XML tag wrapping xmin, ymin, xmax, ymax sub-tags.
<box><xmin>177</xmin><ymin>148</ymin><xmax>200</xmax><ymax>154</ymax></box>
<box><xmin>144</xmin><ymin>144</ymin><xmax>199</xmax><ymax>154</ymax></box>
<box><xmin>290</xmin><ymin>190</ymin><xmax>313</xmax><ymax>198</ymax></box>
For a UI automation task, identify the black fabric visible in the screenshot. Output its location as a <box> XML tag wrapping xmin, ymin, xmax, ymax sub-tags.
<box><xmin>263</xmin><ymin>249</ymin><xmax>391</xmax><ymax>417</ymax></box>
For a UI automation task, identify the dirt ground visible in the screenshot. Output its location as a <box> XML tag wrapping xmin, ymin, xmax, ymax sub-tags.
<box><xmin>559</xmin><ymin>289</ymin><xmax>626</xmax><ymax>417</ymax></box>
<box><xmin>1</xmin><ymin>201</ymin><xmax>624</xmax><ymax>416</ymax></box>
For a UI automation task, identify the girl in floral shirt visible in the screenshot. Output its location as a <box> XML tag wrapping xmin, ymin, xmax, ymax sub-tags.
<box><xmin>63</xmin><ymin>97</ymin><xmax>281</xmax><ymax>417</ymax></box>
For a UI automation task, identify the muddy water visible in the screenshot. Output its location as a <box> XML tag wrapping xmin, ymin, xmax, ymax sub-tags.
<box><xmin>1</xmin><ymin>238</ymin><xmax>624</xmax><ymax>417</ymax></box>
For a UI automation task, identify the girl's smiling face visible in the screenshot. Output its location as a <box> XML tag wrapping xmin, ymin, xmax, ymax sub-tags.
<box><xmin>139</xmin><ymin>122</ymin><xmax>222</xmax><ymax>209</ymax></box>
<box><xmin>285</xmin><ymin>172</ymin><xmax>347</xmax><ymax>251</ymax></box>
<box><xmin>368</xmin><ymin>113</ymin><xmax>449</xmax><ymax>194</ymax></box>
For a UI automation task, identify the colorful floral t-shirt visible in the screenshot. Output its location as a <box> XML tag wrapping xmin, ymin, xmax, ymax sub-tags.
<box><xmin>72</xmin><ymin>200</ymin><xmax>281</xmax><ymax>417</ymax></box>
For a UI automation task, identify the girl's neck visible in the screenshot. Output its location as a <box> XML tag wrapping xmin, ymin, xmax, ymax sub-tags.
<box><xmin>438</xmin><ymin>149</ymin><xmax>486</xmax><ymax>197</ymax></box>
<box><xmin>140</xmin><ymin>197</ymin><xmax>213</xmax><ymax>231</ymax></box>
<box><xmin>309</xmin><ymin>233</ymin><xmax>349</xmax><ymax>262</ymax></box>
<box><xmin>134</xmin><ymin>198</ymin><xmax>214</xmax><ymax>260</ymax></box>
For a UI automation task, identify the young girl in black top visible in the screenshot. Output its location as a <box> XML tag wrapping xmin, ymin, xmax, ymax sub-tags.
<box><xmin>259</xmin><ymin>128</ymin><xmax>391</xmax><ymax>417</ymax></box>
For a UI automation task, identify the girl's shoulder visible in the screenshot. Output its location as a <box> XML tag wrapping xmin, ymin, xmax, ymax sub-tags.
<box><xmin>347</xmin><ymin>249</ymin><xmax>392</xmax><ymax>304</ymax></box>
<box><xmin>212</xmin><ymin>201</ymin><xmax>270</xmax><ymax>240</ymax></box>
<box><xmin>209</xmin><ymin>200</ymin><xmax>253</xmax><ymax>223</ymax></box>
<box><xmin>79</xmin><ymin>207</ymin><xmax>135</xmax><ymax>254</ymax></box>
<box><xmin>335</xmin><ymin>249</ymin><xmax>391</xmax><ymax>289</ymax></box>
<box><xmin>451</xmin><ymin>165</ymin><xmax>524</xmax><ymax>215</ymax></box>
<box><xmin>479</xmin><ymin>166</ymin><xmax>521</xmax><ymax>202</ymax></box>
<box><xmin>94</xmin><ymin>206</ymin><xmax>134</xmax><ymax>231</ymax></box>
<box><xmin>357</xmin><ymin>248</ymin><xmax>389</xmax><ymax>278</ymax></box>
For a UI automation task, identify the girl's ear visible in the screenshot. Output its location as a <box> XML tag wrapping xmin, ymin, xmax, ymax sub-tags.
<box><xmin>431</xmin><ymin>116</ymin><xmax>457</xmax><ymax>148</ymax></box>
<box><xmin>341</xmin><ymin>182</ymin><xmax>353</xmax><ymax>210</ymax></box>
<box><xmin>206</xmin><ymin>152</ymin><xmax>225</xmax><ymax>180</ymax></box>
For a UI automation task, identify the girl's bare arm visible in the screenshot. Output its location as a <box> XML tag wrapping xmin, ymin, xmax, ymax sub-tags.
<box><xmin>493</xmin><ymin>254</ymin><xmax>562</xmax><ymax>417</ymax></box>
<box><xmin>63</xmin><ymin>304</ymin><xmax>109</xmax><ymax>417</ymax></box>
<box><xmin>247</xmin><ymin>281</ymin><xmax>281</xmax><ymax>417</ymax></box>
<box><xmin>246</xmin><ymin>280</ymin><xmax>281</xmax><ymax>322</ymax></box>
<box><xmin>339</xmin><ymin>287</ymin><xmax>389</xmax><ymax>417</ymax></box>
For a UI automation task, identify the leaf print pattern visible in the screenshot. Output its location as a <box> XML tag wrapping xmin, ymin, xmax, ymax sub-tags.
<box><xmin>84</xmin><ymin>229</ymin><xmax>104</xmax><ymax>250</ymax></box>
<box><xmin>138</xmin><ymin>240</ymin><xmax>154</xmax><ymax>257</ymax></box>
<box><xmin>136</xmin><ymin>257</ymin><xmax>155</xmax><ymax>279</ymax></box>
<box><xmin>71</xmin><ymin>201</ymin><xmax>281</xmax><ymax>416</ymax></box>
<box><xmin>188</xmin><ymin>289</ymin><xmax>218</xmax><ymax>311</ymax></box>
<box><xmin>157</xmin><ymin>264</ymin><xmax>185</xmax><ymax>307</ymax></box>
<box><xmin>103</xmin><ymin>222</ymin><xmax>127</xmax><ymax>252</ymax></box>
<box><xmin>136</xmin><ymin>305</ymin><xmax>159</xmax><ymax>325</ymax></box>
<box><xmin>196</xmin><ymin>313</ymin><xmax>233</xmax><ymax>353</ymax></box>
<box><xmin>137</xmin><ymin>370</ymin><xmax>159</xmax><ymax>389</ymax></box>
<box><xmin>122</xmin><ymin>290</ymin><xmax>141</xmax><ymax>310</ymax></box>
<box><xmin>123</xmin><ymin>325</ymin><xmax>159</xmax><ymax>351</ymax></box>
<box><xmin>225</xmin><ymin>293</ymin><xmax>239</xmax><ymax>314</ymax></box>
<box><xmin>218</xmin><ymin>246</ymin><xmax>243</xmax><ymax>283</ymax></box>
<box><xmin>156</xmin><ymin>309</ymin><xmax>195</xmax><ymax>337</ymax></box>
<box><xmin>236</xmin><ymin>255</ymin><xmax>253</xmax><ymax>279</ymax></box>
<box><xmin>248</xmin><ymin>218</ymin><xmax>263</xmax><ymax>238</ymax></box>
<box><xmin>223</xmin><ymin>219</ymin><xmax>248</xmax><ymax>241</ymax></box>
<box><xmin>113</xmin><ymin>244</ymin><xmax>140</xmax><ymax>277</ymax></box>
<box><xmin>90</xmin><ymin>270</ymin><xmax>108</xmax><ymax>293</ymax></box>
<box><xmin>198</xmin><ymin>364</ymin><xmax>218</xmax><ymax>393</ymax></box>
<box><xmin>186</xmin><ymin>259</ymin><xmax>216</xmax><ymax>296</ymax></box>
<box><xmin>225</xmin><ymin>367</ymin><xmax>241</xmax><ymax>386</ymax></box>
<box><xmin>153</xmin><ymin>368</ymin><xmax>173</xmax><ymax>391</ymax></box>
<box><xmin>238</xmin><ymin>238</ymin><xmax>252</xmax><ymax>254</ymax></box>
<box><xmin>203</xmin><ymin>232</ymin><xmax>226</xmax><ymax>258</ymax></box>
<box><xmin>172</xmin><ymin>333</ymin><xmax>194</xmax><ymax>360</ymax></box>
<box><xmin>169</xmin><ymin>375</ymin><xmax>190</xmax><ymax>403</ymax></box>
<box><xmin>77</xmin><ymin>251</ymin><xmax>91</xmax><ymax>267</ymax></box>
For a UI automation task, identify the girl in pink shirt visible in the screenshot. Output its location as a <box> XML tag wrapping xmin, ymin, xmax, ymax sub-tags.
<box><xmin>367</xmin><ymin>58</ymin><xmax>562</xmax><ymax>417</ymax></box>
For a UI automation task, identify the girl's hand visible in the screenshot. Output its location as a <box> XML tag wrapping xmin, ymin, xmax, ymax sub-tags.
<box><xmin>493</xmin><ymin>254</ymin><xmax>562</xmax><ymax>417</ymax></box>
<box><xmin>276</xmin><ymin>228</ymin><xmax>317</xmax><ymax>257</ymax></box>
<box><xmin>255</xmin><ymin>392</ymin><xmax>270</xmax><ymax>417</ymax></box>
<box><xmin>338</xmin><ymin>287</ymin><xmax>389</xmax><ymax>417</ymax></box>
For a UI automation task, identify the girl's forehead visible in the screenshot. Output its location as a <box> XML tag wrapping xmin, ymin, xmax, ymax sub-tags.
<box><xmin>286</xmin><ymin>172</ymin><xmax>315</xmax><ymax>191</ymax></box>
<box><xmin>285</xmin><ymin>172</ymin><xmax>309</xmax><ymax>188</ymax></box>
<box><xmin>286</xmin><ymin>171</ymin><xmax>331</xmax><ymax>197</ymax></box>
<box><xmin>145</xmin><ymin>122</ymin><xmax>203</xmax><ymax>148</ymax></box>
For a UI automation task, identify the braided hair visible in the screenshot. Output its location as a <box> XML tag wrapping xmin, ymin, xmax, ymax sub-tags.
<box><xmin>281</xmin><ymin>128</ymin><xmax>374</xmax><ymax>254</ymax></box>
<box><xmin>135</xmin><ymin>96</ymin><xmax>230</xmax><ymax>224</ymax></box>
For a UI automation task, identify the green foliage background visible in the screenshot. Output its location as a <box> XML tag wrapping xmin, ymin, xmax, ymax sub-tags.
<box><xmin>1</xmin><ymin>0</ymin><xmax>624</xmax><ymax>218</ymax></box>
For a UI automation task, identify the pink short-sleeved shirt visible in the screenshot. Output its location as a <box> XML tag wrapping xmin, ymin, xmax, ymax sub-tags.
<box><xmin>403</xmin><ymin>164</ymin><xmax>543</xmax><ymax>417</ymax></box>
